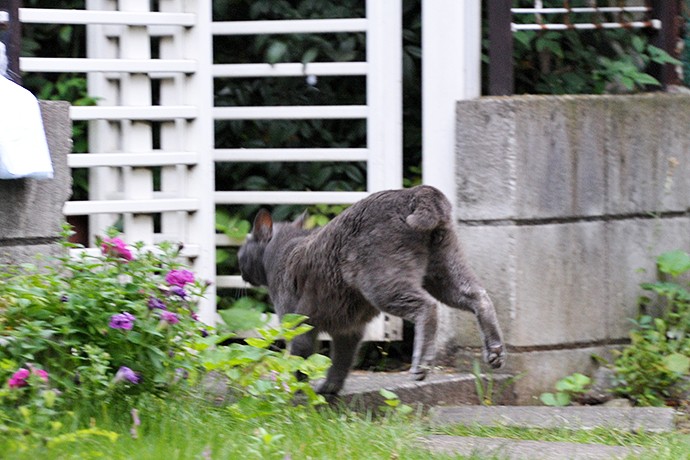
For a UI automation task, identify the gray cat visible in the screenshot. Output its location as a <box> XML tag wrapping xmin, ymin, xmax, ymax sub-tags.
<box><xmin>238</xmin><ymin>185</ymin><xmax>505</xmax><ymax>395</ymax></box>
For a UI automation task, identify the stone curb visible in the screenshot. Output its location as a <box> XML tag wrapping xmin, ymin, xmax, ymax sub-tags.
<box><xmin>332</xmin><ymin>371</ymin><xmax>516</xmax><ymax>410</ymax></box>
<box><xmin>421</xmin><ymin>435</ymin><xmax>644</xmax><ymax>460</ymax></box>
<box><xmin>429</xmin><ymin>405</ymin><xmax>677</xmax><ymax>433</ymax></box>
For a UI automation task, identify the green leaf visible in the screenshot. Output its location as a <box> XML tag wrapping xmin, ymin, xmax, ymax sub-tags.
<box><xmin>379</xmin><ymin>388</ymin><xmax>399</xmax><ymax>401</ymax></box>
<box><xmin>663</xmin><ymin>353</ymin><xmax>690</xmax><ymax>374</ymax></box>
<box><xmin>244</xmin><ymin>337</ymin><xmax>271</xmax><ymax>349</ymax></box>
<box><xmin>219</xmin><ymin>308</ymin><xmax>266</xmax><ymax>332</ymax></box>
<box><xmin>266</xmin><ymin>41</ymin><xmax>288</xmax><ymax>64</ymax></box>
<box><xmin>539</xmin><ymin>392</ymin><xmax>571</xmax><ymax>406</ymax></box>
<box><xmin>657</xmin><ymin>251</ymin><xmax>690</xmax><ymax>277</ymax></box>
<box><xmin>301</xmin><ymin>47</ymin><xmax>319</xmax><ymax>65</ymax></box>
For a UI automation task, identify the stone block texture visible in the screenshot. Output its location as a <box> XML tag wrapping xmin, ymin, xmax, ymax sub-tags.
<box><xmin>0</xmin><ymin>101</ymin><xmax>72</xmax><ymax>264</ymax></box>
<box><xmin>442</xmin><ymin>94</ymin><xmax>690</xmax><ymax>402</ymax></box>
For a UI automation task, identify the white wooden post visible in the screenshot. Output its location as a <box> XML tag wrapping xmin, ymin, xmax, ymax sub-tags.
<box><xmin>86</xmin><ymin>0</ymin><xmax>121</xmax><ymax>244</ymax></box>
<box><xmin>366</xmin><ymin>0</ymin><xmax>402</xmax><ymax>191</ymax></box>
<box><xmin>119</xmin><ymin>0</ymin><xmax>154</xmax><ymax>245</ymax></box>
<box><xmin>422</xmin><ymin>0</ymin><xmax>481</xmax><ymax>204</ymax></box>
<box><xmin>183</xmin><ymin>0</ymin><xmax>217</xmax><ymax>325</ymax></box>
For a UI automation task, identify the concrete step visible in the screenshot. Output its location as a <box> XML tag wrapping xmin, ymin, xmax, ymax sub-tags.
<box><xmin>429</xmin><ymin>405</ymin><xmax>677</xmax><ymax>433</ymax></box>
<box><xmin>334</xmin><ymin>370</ymin><xmax>516</xmax><ymax>410</ymax></box>
<box><xmin>421</xmin><ymin>435</ymin><xmax>643</xmax><ymax>460</ymax></box>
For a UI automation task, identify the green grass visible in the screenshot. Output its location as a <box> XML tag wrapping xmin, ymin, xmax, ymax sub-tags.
<box><xmin>0</xmin><ymin>397</ymin><xmax>455</xmax><ymax>460</ymax></box>
<box><xmin>4</xmin><ymin>397</ymin><xmax>690</xmax><ymax>460</ymax></box>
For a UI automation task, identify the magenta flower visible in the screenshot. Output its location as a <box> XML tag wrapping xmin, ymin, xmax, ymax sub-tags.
<box><xmin>165</xmin><ymin>269</ymin><xmax>194</xmax><ymax>287</ymax></box>
<box><xmin>8</xmin><ymin>367</ymin><xmax>48</xmax><ymax>389</ymax></box>
<box><xmin>114</xmin><ymin>366</ymin><xmax>140</xmax><ymax>384</ymax></box>
<box><xmin>101</xmin><ymin>237</ymin><xmax>133</xmax><ymax>261</ymax></box>
<box><xmin>160</xmin><ymin>311</ymin><xmax>179</xmax><ymax>325</ymax></box>
<box><xmin>109</xmin><ymin>312</ymin><xmax>135</xmax><ymax>330</ymax></box>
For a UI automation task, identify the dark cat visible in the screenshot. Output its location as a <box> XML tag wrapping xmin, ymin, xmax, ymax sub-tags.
<box><xmin>238</xmin><ymin>185</ymin><xmax>505</xmax><ymax>395</ymax></box>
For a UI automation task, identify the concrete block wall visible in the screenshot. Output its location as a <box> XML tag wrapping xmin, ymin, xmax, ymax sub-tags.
<box><xmin>440</xmin><ymin>94</ymin><xmax>690</xmax><ymax>403</ymax></box>
<box><xmin>0</xmin><ymin>101</ymin><xmax>72</xmax><ymax>264</ymax></box>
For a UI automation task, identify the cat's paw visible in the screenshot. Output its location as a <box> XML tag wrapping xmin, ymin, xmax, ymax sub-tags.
<box><xmin>409</xmin><ymin>365</ymin><xmax>430</xmax><ymax>381</ymax></box>
<box><xmin>317</xmin><ymin>380</ymin><xmax>343</xmax><ymax>396</ymax></box>
<box><xmin>483</xmin><ymin>343</ymin><xmax>506</xmax><ymax>369</ymax></box>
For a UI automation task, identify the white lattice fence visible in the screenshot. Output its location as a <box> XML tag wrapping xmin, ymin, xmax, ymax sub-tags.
<box><xmin>18</xmin><ymin>0</ymin><xmax>403</xmax><ymax>340</ymax></box>
<box><xmin>211</xmin><ymin>0</ymin><xmax>403</xmax><ymax>341</ymax></box>
<box><xmin>19</xmin><ymin>0</ymin><xmax>217</xmax><ymax>322</ymax></box>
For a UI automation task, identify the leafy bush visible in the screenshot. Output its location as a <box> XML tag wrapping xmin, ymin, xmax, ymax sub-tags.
<box><xmin>0</xmin><ymin>228</ymin><xmax>210</xmax><ymax>405</ymax></box>
<box><xmin>540</xmin><ymin>373</ymin><xmax>592</xmax><ymax>406</ymax></box>
<box><xmin>0</xmin><ymin>228</ymin><xmax>331</xmax><ymax>447</ymax></box>
<box><xmin>612</xmin><ymin>250</ymin><xmax>690</xmax><ymax>406</ymax></box>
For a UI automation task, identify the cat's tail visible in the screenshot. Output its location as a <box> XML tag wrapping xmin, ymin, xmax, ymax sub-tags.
<box><xmin>405</xmin><ymin>185</ymin><xmax>452</xmax><ymax>231</ymax></box>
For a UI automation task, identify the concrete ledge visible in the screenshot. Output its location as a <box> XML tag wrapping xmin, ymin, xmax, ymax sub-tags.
<box><xmin>429</xmin><ymin>405</ymin><xmax>676</xmax><ymax>433</ymax></box>
<box><xmin>332</xmin><ymin>371</ymin><xmax>516</xmax><ymax>410</ymax></box>
<box><xmin>422</xmin><ymin>435</ymin><xmax>643</xmax><ymax>460</ymax></box>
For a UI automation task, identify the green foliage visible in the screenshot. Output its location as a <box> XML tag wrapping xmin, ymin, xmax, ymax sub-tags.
<box><xmin>472</xmin><ymin>359</ymin><xmax>525</xmax><ymax>406</ymax></box>
<box><xmin>196</xmin><ymin>314</ymin><xmax>331</xmax><ymax>414</ymax></box>
<box><xmin>611</xmin><ymin>250</ymin><xmax>690</xmax><ymax>406</ymax></box>
<box><xmin>0</xmin><ymin>227</ymin><xmax>331</xmax><ymax>449</ymax></box>
<box><xmin>378</xmin><ymin>388</ymin><xmax>413</xmax><ymax>415</ymax></box>
<box><xmin>539</xmin><ymin>373</ymin><xmax>591</xmax><ymax>407</ymax></box>
<box><xmin>509</xmin><ymin>1</ymin><xmax>682</xmax><ymax>95</ymax></box>
<box><xmin>0</xmin><ymin>227</ymin><xmax>210</xmax><ymax>405</ymax></box>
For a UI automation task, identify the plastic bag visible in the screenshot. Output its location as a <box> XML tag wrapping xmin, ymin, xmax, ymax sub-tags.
<box><xmin>0</xmin><ymin>74</ymin><xmax>54</xmax><ymax>180</ymax></box>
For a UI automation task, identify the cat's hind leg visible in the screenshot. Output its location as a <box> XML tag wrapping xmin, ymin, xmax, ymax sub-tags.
<box><xmin>318</xmin><ymin>329</ymin><xmax>364</xmax><ymax>395</ymax></box>
<box><xmin>424</xmin><ymin>229</ymin><xmax>506</xmax><ymax>369</ymax></box>
<box><xmin>359</xmin><ymin>284</ymin><xmax>439</xmax><ymax>381</ymax></box>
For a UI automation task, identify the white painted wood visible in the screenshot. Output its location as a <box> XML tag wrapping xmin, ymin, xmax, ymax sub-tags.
<box><xmin>422</xmin><ymin>0</ymin><xmax>481</xmax><ymax>204</ymax></box>
<box><xmin>70</xmin><ymin>105</ymin><xmax>197</xmax><ymax>120</ymax></box>
<box><xmin>179</xmin><ymin>0</ymin><xmax>217</xmax><ymax>325</ymax></box>
<box><xmin>85</xmin><ymin>0</ymin><xmax>121</xmax><ymax>243</ymax></box>
<box><xmin>214</xmin><ymin>148</ymin><xmax>368</xmax><ymax>162</ymax></box>
<box><xmin>19</xmin><ymin>8</ymin><xmax>195</xmax><ymax>26</ymax></box>
<box><xmin>215</xmin><ymin>191</ymin><xmax>368</xmax><ymax>205</ymax></box>
<box><xmin>68</xmin><ymin>152</ymin><xmax>199</xmax><ymax>168</ymax></box>
<box><xmin>211</xmin><ymin>18</ymin><xmax>367</xmax><ymax>35</ymax></box>
<box><xmin>212</xmin><ymin>105</ymin><xmax>367</xmax><ymax>120</ymax></box>
<box><xmin>366</xmin><ymin>0</ymin><xmax>402</xmax><ymax>191</ymax></box>
<box><xmin>213</xmin><ymin>62</ymin><xmax>367</xmax><ymax>78</ymax></box>
<box><xmin>20</xmin><ymin>57</ymin><xmax>195</xmax><ymax>73</ymax></box>
<box><xmin>64</xmin><ymin>198</ymin><xmax>199</xmax><ymax>215</ymax></box>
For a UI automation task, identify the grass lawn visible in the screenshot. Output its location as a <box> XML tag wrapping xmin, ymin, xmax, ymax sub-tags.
<box><xmin>3</xmin><ymin>397</ymin><xmax>690</xmax><ymax>459</ymax></box>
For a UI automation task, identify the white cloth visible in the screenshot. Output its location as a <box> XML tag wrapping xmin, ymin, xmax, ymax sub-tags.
<box><xmin>0</xmin><ymin>73</ymin><xmax>54</xmax><ymax>180</ymax></box>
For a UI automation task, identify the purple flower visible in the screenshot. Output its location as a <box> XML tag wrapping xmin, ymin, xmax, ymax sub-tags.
<box><xmin>200</xmin><ymin>328</ymin><xmax>209</xmax><ymax>337</ymax></box>
<box><xmin>114</xmin><ymin>366</ymin><xmax>140</xmax><ymax>384</ymax></box>
<box><xmin>169</xmin><ymin>286</ymin><xmax>188</xmax><ymax>299</ymax></box>
<box><xmin>109</xmin><ymin>312</ymin><xmax>135</xmax><ymax>330</ymax></box>
<box><xmin>101</xmin><ymin>237</ymin><xmax>133</xmax><ymax>261</ymax></box>
<box><xmin>148</xmin><ymin>297</ymin><xmax>167</xmax><ymax>310</ymax></box>
<box><xmin>160</xmin><ymin>311</ymin><xmax>179</xmax><ymax>325</ymax></box>
<box><xmin>60</xmin><ymin>294</ymin><xmax>69</xmax><ymax>303</ymax></box>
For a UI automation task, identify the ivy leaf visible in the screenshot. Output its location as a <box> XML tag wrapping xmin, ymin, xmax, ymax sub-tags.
<box><xmin>266</xmin><ymin>41</ymin><xmax>288</xmax><ymax>64</ymax></box>
<box><xmin>663</xmin><ymin>353</ymin><xmax>690</xmax><ymax>374</ymax></box>
<box><xmin>657</xmin><ymin>251</ymin><xmax>690</xmax><ymax>277</ymax></box>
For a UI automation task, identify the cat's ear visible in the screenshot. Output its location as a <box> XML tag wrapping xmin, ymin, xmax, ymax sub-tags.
<box><xmin>252</xmin><ymin>209</ymin><xmax>273</xmax><ymax>242</ymax></box>
<box><xmin>292</xmin><ymin>210</ymin><xmax>308</xmax><ymax>229</ymax></box>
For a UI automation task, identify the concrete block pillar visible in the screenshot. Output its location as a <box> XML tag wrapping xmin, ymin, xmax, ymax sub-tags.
<box><xmin>0</xmin><ymin>101</ymin><xmax>72</xmax><ymax>264</ymax></box>
<box><xmin>439</xmin><ymin>94</ymin><xmax>690</xmax><ymax>403</ymax></box>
